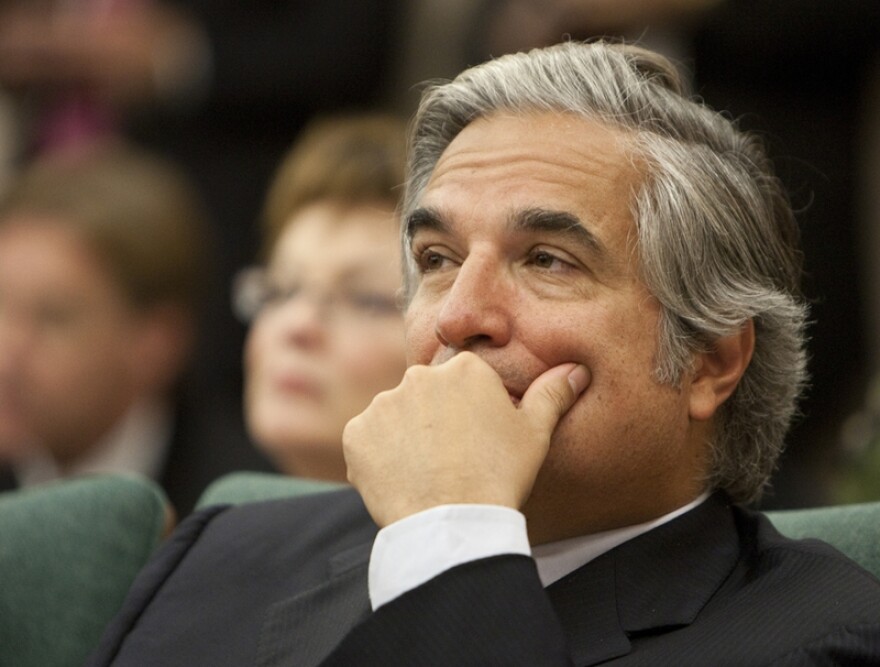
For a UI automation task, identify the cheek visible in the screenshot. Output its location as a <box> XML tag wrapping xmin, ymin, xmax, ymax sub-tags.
<box><xmin>243</xmin><ymin>325</ymin><xmax>279</xmax><ymax>416</ymax></box>
<box><xmin>243</xmin><ymin>327</ymin><xmax>264</xmax><ymax>382</ymax></box>
<box><xmin>403</xmin><ymin>304</ymin><xmax>438</xmax><ymax>365</ymax></box>
<box><xmin>27</xmin><ymin>349</ymin><xmax>124</xmax><ymax>426</ymax></box>
<box><xmin>242</xmin><ymin>334</ymin><xmax>260</xmax><ymax>409</ymax></box>
<box><xmin>556</xmin><ymin>359</ymin><xmax>689</xmax><ymax>455</ymax></box>
<box><xmin>332</xmin><ymin>330</ymin><xmax>407</xmax><ymax>393</ymax></box>
<box><xmin>535</xmin><ymin>308</ymin><xmax>671</xmax><ymax>454</ymax></box>
<box><xmin>244</xmin><ymin>318</ymin><xmax>277</xmax><ymax>382</ymax></box>
<box><xmin>512</xmin><ymin>309</ymin><xmax>602</xmax><ymax>371</ymax></box>
<box><xmin>33</xmin><ymin>337</ymin><xmax>114</xmax><ymax>393</ymax></box>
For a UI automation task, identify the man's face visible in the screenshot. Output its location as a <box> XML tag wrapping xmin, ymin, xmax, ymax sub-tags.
<box><xmin>404</xmin><ymin>112</ymin><xmax>712</xmax><ymax>538</ymax></box>
<box><xmin>0</xmin><ymin>218</ymin><xmax>144</xmax><ymax>464</ymax></box>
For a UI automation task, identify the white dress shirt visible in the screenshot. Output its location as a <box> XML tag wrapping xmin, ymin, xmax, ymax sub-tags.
<box><xmin>369</xmin><ymin>492</ymin><xmax>710</xmax><ymax>610</ymax></box>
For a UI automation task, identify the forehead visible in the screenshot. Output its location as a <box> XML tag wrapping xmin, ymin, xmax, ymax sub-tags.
<box><xmin>0</xmin><ymin>217</ymin><xmax>135</xmax><ymax>316</ymax></box>
<box><xmin>416</xmin><ymin>112</ymin><xmax>641</xmax><ymax>250</ymax></box>
<box><xmin>271</xmin><ymin>201</ymin><xmax>400</xmax><ymax>276</ymax></box>
<box><xmin>0</xmin><ymin>217</ymin><xmax>102</xmax><ymax>282</ymax></box>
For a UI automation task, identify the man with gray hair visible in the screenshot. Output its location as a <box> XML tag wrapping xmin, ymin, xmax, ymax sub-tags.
<box><xmin>89</xmin><ymin>41</ymin><xmax>880</xmax><ymax>666</ymax></box>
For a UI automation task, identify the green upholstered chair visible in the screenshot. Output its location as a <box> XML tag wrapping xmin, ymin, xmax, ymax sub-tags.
<box><xmin>196</xmin><ymin>471</ymin><xmax>344</xmax><ymax>509</ymax></box>
<box><xmin>766</xmin><ymin>501</ymin><xmax>880</xmax><ymax>579</ymax></box>
<box><xmin>0</xmin><ymin>474</ymin><xmax>171</xmax><ymax>667</ymax></box>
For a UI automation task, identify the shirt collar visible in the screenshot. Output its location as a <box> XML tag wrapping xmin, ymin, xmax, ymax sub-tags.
<box><xmin>13</xmin><ymin>398</ymin><xmax>173</xmax><ymax>487</ymax></box>
<box><xmin>532</xmin><ymin>491</ymin><xmax>711</xmax><ymax>587</ymax></box>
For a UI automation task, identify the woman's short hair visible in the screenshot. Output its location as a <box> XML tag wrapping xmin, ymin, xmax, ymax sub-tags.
<box><xmin>261</xmin><ymin>113</ymin><xmax>407</xmax><ymax>259</ymax></box>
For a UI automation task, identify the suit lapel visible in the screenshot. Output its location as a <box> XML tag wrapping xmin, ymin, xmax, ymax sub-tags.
<box><xmin>255</xmin><ymin>540</ymin><xmax>373</xmax><ymax>667</ymax></box>
<box><xmin>546</xmin><ymin>554</ymin><xmax>631</xmax><ymax>665</ymax></box>
<box><xmin>547</xmin><ymin>493</ymin><xmax>741</xmax><ymax>666</ymax></box>
<box><xmin>254</xmin><ymin>494</ymin><xmax>741</xmax><ymax>667</ymax></box>
<box><xmin>615</xmin><ymin>493</ymin><xmax>740</xmax><ymax>634</ymax></box>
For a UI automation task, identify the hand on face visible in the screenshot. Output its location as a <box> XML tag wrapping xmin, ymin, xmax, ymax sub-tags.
<box><xmin>343</xmin><ymin>351</ymin><xmax>589</xmax><ymax>527</ymax></box>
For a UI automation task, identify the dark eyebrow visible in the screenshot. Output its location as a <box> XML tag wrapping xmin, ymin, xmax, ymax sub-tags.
<box><xmin>404</xmin><ymin>206</ymin><xmax>447</xmax><ymax>244</ymax></box>
<box><xmin>512</xmin><ymin>208</ymin><xmax>605</xmax><ymax>257</ymax></box>
<box><xmin>405</xmin><ymin>205</ymin><xmax>606</xmax><ymax>259</ymax></box>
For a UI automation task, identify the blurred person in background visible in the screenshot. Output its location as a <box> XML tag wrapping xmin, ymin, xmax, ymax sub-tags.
<box><xmin>0</xmin><ymin>0</ymin><xmax>405</xmax><ymax>466</ymax></box>
<box><xmin>0</xmin><ymin>368</ymin><xmax>33</xmax><ymax>462</ymax></box>
<box><xmin>236</xmin><ymin>114</ymin><xmax>408</xmax><ymax>481</ymax></box>
<box><xmin>0</xmin><ymin>142</ymin><xmax>266</xmax><ymax>514</ymax></box>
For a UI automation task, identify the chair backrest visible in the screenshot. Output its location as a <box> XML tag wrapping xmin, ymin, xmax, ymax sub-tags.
<box><xmin>766</xmin><ymin>501</ymin><xmax>880</xmax><ymax>579</ymax></box>
<box><xmin>196</xmin><ymin>471</ymin><xmax>344</xmax><ymax>509</ymax></box>
<box><xmin>0</xmin><ymin>474</ymin><xmax>171</xmax><ymax>667</ymax></box>
<box><xmin>197</xmin><ymin>473</ymin><xmax>880</xmax><ymax>578</ymax></box>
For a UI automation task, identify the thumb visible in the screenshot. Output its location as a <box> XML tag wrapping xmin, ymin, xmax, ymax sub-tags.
<box><xmin>519</xmin><ymin>363</ymin><xmax>590</xmax><ymax>432</ymax></box>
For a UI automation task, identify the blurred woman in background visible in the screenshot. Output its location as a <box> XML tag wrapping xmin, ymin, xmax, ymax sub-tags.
<box><xmin>236</xmin><ymin>114</ymin><xmax>407</xmax><ymax>481</ymax></box>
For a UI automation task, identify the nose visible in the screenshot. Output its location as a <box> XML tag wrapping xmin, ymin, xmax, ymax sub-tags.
<box><xmin>276</xmin><ymin>294</ymin><xmax>328</xmax><ymax>349</ymax></box>
<box><xmin>434</xmin><ymin>253</ymin><xmax>513</xmax><ymax>350</ymax></box>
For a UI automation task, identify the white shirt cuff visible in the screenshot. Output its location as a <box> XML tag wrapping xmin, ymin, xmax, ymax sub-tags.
<box><xmin>368</xmin><ymin>504</ymin><xmax>530</xmax><ymax>611</ymax></box>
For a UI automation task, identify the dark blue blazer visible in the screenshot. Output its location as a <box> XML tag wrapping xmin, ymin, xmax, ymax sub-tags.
<box><xmin>87</xmin><ymin>490</ymin><xmax>880</xmax><ymax>666</ymax></box>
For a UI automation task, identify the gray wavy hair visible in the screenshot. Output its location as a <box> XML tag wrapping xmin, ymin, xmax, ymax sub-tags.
<box><xmin>401</xmin><ymin>41</ymin><xmax>808</xmax><ymax>504</ymax></box>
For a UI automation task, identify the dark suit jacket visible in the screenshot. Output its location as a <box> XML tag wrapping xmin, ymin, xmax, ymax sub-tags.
<box><xmin>87</xmin><ymin>490</ymin><xmax>880</xmax><ymax>666</ymax></box>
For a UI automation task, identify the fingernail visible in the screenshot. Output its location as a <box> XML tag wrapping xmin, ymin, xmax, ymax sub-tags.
<box><xmin>568</xmin><ymin>365</ymin><xmax>590</xmax><ymax>395</ymax></box>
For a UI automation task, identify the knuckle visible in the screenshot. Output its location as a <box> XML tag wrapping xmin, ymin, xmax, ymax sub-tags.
<box><xmin>342</xmin><ymin>414</ymin><xmax>358</xmax><ymax>438</ymax></box>
<box><xmin>412</xmin><ymin>363</ymin><xmax>431</xmax><ymax>376</ymax></box>
<box><xmin>450</xmin><ymin>351</ymin><xmax>488</xmax><ymax>377</ymax></box>
<box><xmin>404</xmin><ymin>363</ymin><xmax>430</xmax><ymax>382</ymax></box>
<box><xmin>458</xmin><ymin>351</ymin><xmax>481</xmax><ymax>368</ymax></box>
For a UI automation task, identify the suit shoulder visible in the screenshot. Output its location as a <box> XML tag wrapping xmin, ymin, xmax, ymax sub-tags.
<box><xmin>189</xmin><ymin>486</ymin><xmax>376</xmax><ymax>558</ymax></box>
<box><xmin>729</xmin><ymin>506</ymin><xmax>880</xmax><ymax>622</ymax></box>
<box><xmin>737</xmin><ymin>505</ymin><xmax>878</xmax><ymax>582</ymax></box>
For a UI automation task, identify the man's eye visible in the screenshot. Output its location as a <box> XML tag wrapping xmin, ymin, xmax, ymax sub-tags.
<box><xmin>417</xmin><ymin>250</ymin><xmax>451</xmax><ymax>273</ymax></box>
<box><xmin>529</xmin><ymin>249</ymin><xmax>568</xmax><ymax>271</ymax></box>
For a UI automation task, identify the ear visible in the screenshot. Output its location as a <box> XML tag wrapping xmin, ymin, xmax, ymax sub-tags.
<box><xmin>688</xmin><ymin>320</ymin><xmax>755</xmax><ymax>422</ymax></box>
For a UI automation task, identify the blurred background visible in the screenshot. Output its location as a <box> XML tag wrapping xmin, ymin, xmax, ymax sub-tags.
<box><xmin>0</xmin><ymin>0</ymin><xmax>877</xmax><ymax>512</ymax></box>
